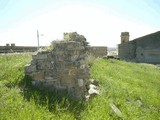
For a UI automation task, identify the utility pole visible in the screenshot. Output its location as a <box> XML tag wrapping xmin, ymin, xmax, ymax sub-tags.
<box><xmin>37</xmin><ymin>30</ymin><xmax>39</xmax><ymax>50</ymax></box>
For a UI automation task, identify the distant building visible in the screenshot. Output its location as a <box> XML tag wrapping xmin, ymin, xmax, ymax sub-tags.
<box><xmin>0</xmin><ymin>43</ymin><xmax>37</xmax><ymax>53</ymax></box>
<box><xmin>87</xmin><ymin>46</ymin><xmax>107</xmax><ymax>57</ymax></box>
<box><xmin>118</xmin><ymin>31</ymin><xmax>160</xmax><ymax>64</ymax></box>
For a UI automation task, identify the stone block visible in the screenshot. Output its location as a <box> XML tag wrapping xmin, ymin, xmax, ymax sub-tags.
<box><xmin>47</xmin><ymin>53</ymin><xmax>55</xmax><ymax>60</ymax></box>
<box><xmin>57</xmin><ymin>55</ymin><xmax>65</xmax><ymax>61</ymax></box>
<box><xmin>24</xmin><ymin>64</ymin><xmax>37</xmax><ymax>74</ymax></box>
<box><xmin>77</xmin><ymin>79</ymin><xmax>84</xmax><ymax>87</ymax></box>
<box><xmin>45</xmin><ymin>70</ymin><xmax>56</xmax><ymax>76</ymax></box>
<box><xmin>68</xmin><ymin>68</ymin><xmax>77</xmax><ymax>76</ymax></box>
<box><xmin>70</xmin><ymin>55</ymin><xmax>78</xmax><ymax>62</ymax></box>
<box><xmin>32</xmin><ymin>72</ymin><xmax>45</xmax><ymax>81</ymax></box>
<box><xmin>65</xmin><ymin>41</ymin><xmax>81</xmax><ymax>50</ymax></box>
<box><xmin>80</xmin><ymin>64</ymin><xmax>86</xmax><ymax>69</ymax></box>
<box><xmin>60</xmin><ymin>75</ymin><xmax>75</xmax><ymax>86</ymax></box>
<box><xmin>64</xmin><ymin>62</ymin><xmax>74</xmax><ymax>68</ymax></box>
<box><xmin>45</xmin><ymin>77</ymin><xmax>56</xmax><ymax>81</ymax></box>
<box><xmin>54</xmin><ymin>50</ymin><xmax>64</xmax><ymax>55</ymax></box>
<box><xmin>32</xmin><ymin>54</ymin><xmax>48</xmax><ymax>60</ymax></box>
<box><xmin>55</xmin><ymin>62</ymin><xmax>65</xmax><ymax>70</ymax></box>
<box><xmin>36</xmin><ymin>60</ymin><xmax>53</xmax><ymax>70</ymax></box>
<box><xmin>43</xmin><ymin>81</ymin><xmax>58</xmax><ymax>89</ymax></box>
<box><xmin>65</xmin><ymin>49</ymin><xmax>77</xmax><ymax>55</ymax></box>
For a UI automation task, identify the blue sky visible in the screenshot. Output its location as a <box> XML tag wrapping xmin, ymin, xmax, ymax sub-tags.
<box><xmin>0</xmin><ymin>0</ymin><xmax>160</xmax><ymax>47</ymax></box>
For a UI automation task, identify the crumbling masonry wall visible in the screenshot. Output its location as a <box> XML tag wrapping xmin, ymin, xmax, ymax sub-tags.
<box><xmin>25</xmin><ymin>41</ymin><xmax>90</xmax><ymax>99</ymax></box>
<box><xmin>87</xmin><ymin>46</ymin><xmax>107</xmax><ymax>57</ymax></box>
<box><xmin>63</xmin><ymin>32</ymin><xmax>107</xmax><ymax>57</ymax></box>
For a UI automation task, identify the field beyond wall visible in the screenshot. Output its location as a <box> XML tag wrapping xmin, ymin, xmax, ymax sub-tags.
<box><xmin>0</xmin><ymin>53</ymin><xmax>160</xmax><ymax>120</ymax></box>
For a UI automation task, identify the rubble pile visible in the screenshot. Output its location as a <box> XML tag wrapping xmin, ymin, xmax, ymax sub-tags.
<box><xmin>25</xmin><ymin>33</ymin><xmax>90</xmax><ymax>99</ymax></box>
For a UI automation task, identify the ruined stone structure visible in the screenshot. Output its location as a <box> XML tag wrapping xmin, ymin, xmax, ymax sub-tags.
<box><xmin>25</xmin><ymin>33</ymin><xmax>90</xmax><ymax>99</ymax></box>
<box><xmin>63</xmin><ymin>32</ymin><xmax>107</xmax><ymax>57</ymax></box>
<box><xmin>87</xmin><ymin>46</ymin><xmax>107</xmax><ymax>57</ymax></box>
<box><xmin>118</xmin><ymin>31</ymin><xmax>160</xmax><ymax>64</ymax></box>
<box><xmin>0</xmin><ymin>44</ymin><xmax>37</xmax><ymax>53</ymax></box>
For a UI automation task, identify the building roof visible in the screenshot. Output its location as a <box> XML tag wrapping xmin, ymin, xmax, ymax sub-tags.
<box><xmin>132</xmin><ymin>31</ymin><xmax>160</xmax><ymax>41</ymax></box>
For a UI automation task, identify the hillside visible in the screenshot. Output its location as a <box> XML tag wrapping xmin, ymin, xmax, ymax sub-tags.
<box><xmin>0</xmin><ymin>53</ymin><xmax>160</xmax><ymax>120</ymax></box>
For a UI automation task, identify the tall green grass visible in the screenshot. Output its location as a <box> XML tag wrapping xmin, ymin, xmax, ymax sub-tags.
<box><xmin>0</xmin><ymin>53</ymin><xmax>160</xmax><ymax>120</ymax></box>
<box><xmin>89</xmin><ymin>59</ymin><xmax>160</xmax><ymax>119</ymax></box>
<box><xmin>0</xmin><ymin>53</ymin><xmax>32</xmax><ymax>86</ymax></box>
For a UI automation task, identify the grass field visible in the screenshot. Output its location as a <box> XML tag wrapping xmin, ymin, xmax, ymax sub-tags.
<box><xmin>0</xmin><ymin>53</ymin><xmax>160</xmax><ymax>120</ymax></box>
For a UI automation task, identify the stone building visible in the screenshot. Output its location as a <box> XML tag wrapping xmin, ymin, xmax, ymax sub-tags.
<box><xmin>118</xmin><ymin>31</ymin><xmax>160</xmax><ymax>64</ymax></box>
<box><xmin>87</xmin><ymin>46</ymin><xmax>107</xmax><ymax>57</ymax></box>
<box><xmin>0</xmin><ymin>43</ymin><xmax>37</xmax><ymax>53</ymax></box>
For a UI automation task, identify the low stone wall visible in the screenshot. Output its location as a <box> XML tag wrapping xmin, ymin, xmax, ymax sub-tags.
<box><xmin>0</xmin><ymin>45</ymin><xmax>37</xmax><ymax>53</ymax></box>
<box><xmin>87</xmin><ymin>46</ymin><xmax>107</xmax><ymax>57</ymax></box>
<box><xmin>25</xmin><ymin>41</ymin><xmax>90</xmax><ymax>99</ymax></box>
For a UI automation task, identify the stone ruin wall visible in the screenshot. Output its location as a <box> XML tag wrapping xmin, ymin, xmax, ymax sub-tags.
<box><xmin>24</xmin><ymin>32</ymin><xmax>106</xmax><ymax>99</ymax></box>
<box><xmin>25</xmin><ymin>41</ymin><xmax>90</xmax><ymax>99</ymax></box>
<box><xmin>87</xmin><ymin>46</ymin><xmax>107</xmax><ymax>57</ymax></box>
<box><xmin>63</xmin><ymin>32</ymin><xmax>107</xmax><ymax>58</ymax></box>
<box><xmin>0</xmin><ymin>43</ymin><xmax>37</xmax><ymax>53</ymax></box>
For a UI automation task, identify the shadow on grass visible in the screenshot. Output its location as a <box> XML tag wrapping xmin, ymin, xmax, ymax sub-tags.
<box><xmin>19</xmin><ymin>75</ymin><xmax>87</xmax><ymax>119</ymax></box>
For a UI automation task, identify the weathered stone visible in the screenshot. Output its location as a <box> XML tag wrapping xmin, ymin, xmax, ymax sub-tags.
<box><xmin>24</xmin><ymin>64</ymin><xmax>37</xmax><ymax>74</ymax></box>
<box><xmin>136</xmin><ymin>99</ymin><xmax>143</xmax><ymax>107</ymax></box>
<box><xmin>79</xmin><ymin>59</ymin><xmax>86</xmax><ymax>65</ymax></box>
<box><xmin>68</xmin><ymin>68</ymin><xmax>77</xmax><ymax>76</ymax></box>
<box><xmin>55</xmin><ymin>62</ymin><xmax>65</xmax><ymax>70</ymax></box>
<box><xmin>70</xmin><ymin>55</ymin><xmax>78</xmax><ymax>62</ymax></box>
<box><xmin>24</xmin><ymin>32</ymin><xmax>91</xmax><ymax>99</ymax></box>
<box><xmin>31</xmin><ymin>81</ymin><xmax>36</xmax><ymax>86</ymax></box>
<box><xmin>36</xmin><ymin>60</ymin><xmax>53</xmax><ymax>70</ymax></box>
<box><xmin>89</xmin><ymin>79</ymin><xmax>99</xmax><ymax>86</ymax></box>
<box><xmin>32</xmin><ymin>54</ymin><xmax>48</xmax><ymax>60</ymax></box>
<box><xmin>60</xmin><ymin>76</ymin><xmax>75</xmax><ymax>86</ymax></box>
<box><xmin>77</xmin><ymin>79</ymin><xmax>84</xmax><ymax>87</ymax></box>
<box><xmin>32</xmin><ymin>72</ymin><xmax>45</xmax><ymax>81</ymax></box>
<box><xmin>88</xmin><ymin>84</ymin><xmax>99</xmax><ymax>98</ymax></box>
<box><xmin>57</xmin><ymin>55</ymin><xmax>65</xmax><ymax>61</ymax></box>
<box><xmin>87</xmin><ymin>46</ymin><xmax>107</xmax><ymax>57</ymax></box>
<box><xmin>80</xmin><ymin>64</ymin><xmax>86</xmax><ymax>69</ymax></box>
<box><xmin>45</xmin><ymin>77</ymin><xmax>55</xmax><ymax>81</ymax></box>
<box><xmin>110</xmin><ymin>102</ymin><xmax>122</xmax><ymax>118</ymax></box>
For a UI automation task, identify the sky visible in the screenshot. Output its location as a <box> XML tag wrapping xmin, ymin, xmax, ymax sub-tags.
<box><xmin>0</xmin><ymin>0</ymin><xmax>160</xmax><ymax>47</ymax></box>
